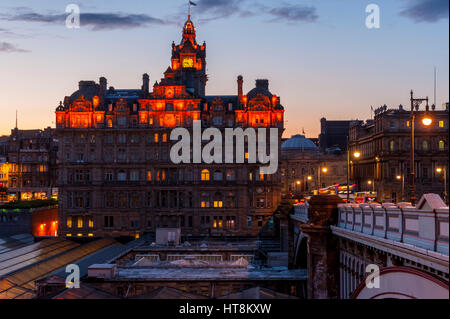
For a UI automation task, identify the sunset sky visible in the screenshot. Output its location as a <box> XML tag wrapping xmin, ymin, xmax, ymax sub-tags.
<box><xmin>0</xmin><ymin>0</ymin><xmax>448</xmax><ymax>138</ymax></box>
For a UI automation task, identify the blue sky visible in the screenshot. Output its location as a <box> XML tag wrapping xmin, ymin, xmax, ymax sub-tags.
<box><xmin>0</xmin><ymin>0</ymin><xmax>448</xmax><ymax>137</ymax></box>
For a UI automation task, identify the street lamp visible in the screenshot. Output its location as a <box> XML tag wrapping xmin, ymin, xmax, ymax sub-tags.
<box><xmin>346</xmin><ymin>140</ymin><xmax>361</xmax><ymax>203</ymax></box>
<box><xmin>368</xmin><ymin>180</ymin><xmax>375</xmax><ymax>192</ymax></box>
<box><xmin>318</xmin><ymin>165</ymin><xmax>328</xmax><ymax>192</ymax></box>
<box><xmin>396</xmin><ymin>174</ymin><xmax>405</xmax><ymax>202</ymax></box>
<box><xmin>436</xmin><ymin>167</ymin><xmax>447</xmax><ymax>205</ymax></box>
<box><xmin>410</xmin><ymin>90</ymin><xmax>434</xmax><ymax>206</ymax></box>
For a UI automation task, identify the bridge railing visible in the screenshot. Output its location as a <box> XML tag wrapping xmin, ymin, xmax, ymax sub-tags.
<box><xmin>337</xmin><ymin>200</ymin><xmax>449</xmax><ymax>256</ymax></box>
<box><xmin>293</xmin><ymin>203</ymin><xmax>309</xmax><ymax>222</ymax></box>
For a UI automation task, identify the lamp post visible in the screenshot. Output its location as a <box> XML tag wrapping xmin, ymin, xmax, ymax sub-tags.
<box><xmin>368</xmin><ymin>180</ymin><xmax>375</xmax><ymax>193</ymax></box>
<box><xmin>410</xmin><ymin>90</ymin><xmax>433</xmax><ymax>206</ymax></box>
<box><xmin>436</xmin><ymin>167</ymin><xmax>447</xmax><ymax>205</ymax></box>
<box><xmin>306</xmin><ymin>175</ymin><xmax>312</xmax><ymax>193</ymax></box>
<box><xmin>347</xmin><ymin>136</ymin><xmax>361</xmax><ymax>203</ymax></box>
<box><xmin>396</xmin><ymin>174</ymin><xmax>405</xmax><ymax>202</ymax></box>
<box><xmin>318</xmin><ymin>165</ymin><xmax>328</xmax><ymax>193</ymax></box>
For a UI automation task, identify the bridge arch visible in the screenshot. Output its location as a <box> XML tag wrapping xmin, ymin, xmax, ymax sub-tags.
<box><xmin>352</xmin><ymin>266</ymin><xmax>449</xmax><ymax>299</ymax></box>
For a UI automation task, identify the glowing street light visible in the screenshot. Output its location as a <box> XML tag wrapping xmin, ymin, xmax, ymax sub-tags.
<box><xmin>436</xmin><ymin>167</ymin><xmax>447</xmax><ymax>204</ymax></box>
<box><xmin>409</xmin><ymin>90</ymin><xmax>435</xmax><ymax>205</ymax></box>
<box><xmin>422</xmin><ymin>117</ymin><xmax>432</xmax><ymax>126</ymax></box>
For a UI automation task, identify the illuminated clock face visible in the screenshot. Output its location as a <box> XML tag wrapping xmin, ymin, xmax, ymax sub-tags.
<box><xmin>182</xmin><ymin>58</ymin><xmax>194</xmax><ymax>68</ymax></box>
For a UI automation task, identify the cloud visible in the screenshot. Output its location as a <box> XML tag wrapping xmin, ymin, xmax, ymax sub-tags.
<box><xmin>399</xmin><ymin>0</ymin><xmax>449</xmax><ymax>23</ymax></box>
<box><xmin>183</xmin><ymin>1</ymin><xmax>318</xmax><ymax>24</ymax></box>
<box><xmin>3</xmin><ymin>10</ymin><xmax>167</xmax><ymax>31</ymax></box>
<box><xmin>266</xmin><ymin>5</ymin><xmax>318</xmax><ymax>23</ymax></box>
<box><xmin>0</xmin><ymin>42</ymin><xmax>29</xmax><ymax>53</ymax></box>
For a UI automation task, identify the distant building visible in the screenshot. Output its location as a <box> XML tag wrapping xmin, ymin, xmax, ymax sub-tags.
<box><xmin>1</xmin><ymin>127</ymin><xmax>57</xmax><ymax>201</ymax></box>
<box><xmin>348</xmin><ymin>104</ymin><xmax>448</xmax><ymax>202</ymax></box>
<box><xmin>319</xmin><ymin>118</ymin><xmax>362</xmax><ymax>152</ymax></box>
<box><xmin>281</xmin><ymin>134</ymin><xmax>347</xmax><ymax>198</ymax></box>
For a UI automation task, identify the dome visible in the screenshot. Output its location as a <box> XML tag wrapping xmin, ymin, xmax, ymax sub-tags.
<box><xmin>281</xmin><ymin>134</ymin><xmax>318</xmax><ymax>151</ymax></box>
<box><xmin>69</xmin><ymin>81</ymin><xmax>100</xmax><ymax>103</ymax></box>
<box><xmin>247</xmin><ymin>79</ymin><xmax>273</xmax><ymax>101</ymax></box>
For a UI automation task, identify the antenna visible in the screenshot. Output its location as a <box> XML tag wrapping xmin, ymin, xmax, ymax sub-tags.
<box><xmin>15</xmin><ymin>110</ymin><xmax>18</xmax><ymax>129</ymax></box>
<box><xmin>434</xmin><ymin>66</ymin><xmax>436</xmax><ymax>107</ymax></box>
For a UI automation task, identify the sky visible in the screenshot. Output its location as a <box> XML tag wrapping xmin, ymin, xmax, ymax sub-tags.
<box><xmin>0</xmin><ymin>0</ymin><xmax>448</xmax><ymax>138</ymax></box>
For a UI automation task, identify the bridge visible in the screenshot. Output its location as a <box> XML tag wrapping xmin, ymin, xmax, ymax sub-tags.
<box><xmin>289</xmin><ymin>194</ymin><xmax>449</xmax><ymax>299</ymax></box>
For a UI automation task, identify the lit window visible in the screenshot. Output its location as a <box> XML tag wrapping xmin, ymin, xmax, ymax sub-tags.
<box><xmin>439</xmin><ymin>140</ymin><xmax>445</xmax><ymax>150</ymax></box>
<box><xmin>245</xmin><ymin>152</ymin><xmax>249</xmax><ymax>159</ymax></box>
<box><xmin>77</xmin><ymin>217</ymin><xmax>83</xmax><ymax>228</ymax></box>
<box><xmin>147</xmin><ymin>171</ymin><xmax>152</xmax><ymax>181</ymax></box>
<box><xmin>67</xmin><ymin>217</ymin><xmax>72</xmax><ymax>228</ymax></box>
<box><xmin>406</xmin><ymin>121</ymin><xmax>410</xmax><ymax>127</ymax></box>
<box><xmin>389</xmin><ymin>140</ymin><xmax>395</xmax><ymax>152</ymax></box>
<box><xmin>201</xmin><ymin>169</ymin><xmax>210</xmax><ymax>181</ymax></box>
<box><xmin>422</xmin><ymin>140</ymin><xmax>429</xmax><ymax>151</ymax></box>
<box><xmin>214</xmin><ymin>201</ymin><xmax>223</xmax><ymax>208</ymax></box>
<box><xmin>154</xmin><ymin>133</ymin><xmax>159</xmax><ymax>143</ymax></box>
<box><xmin>201</xmin><ymin>201</ymin><xmax>210</xmax><ymax>208</ymax></box>
<box><xmin>162</xmin><ymin>133</ymin><xmax>168</xmax><ymax>142</ymax></box>
<box><xmin>439</xmin><ymin>121</ymin><xmax>444</xmax><ymax>128</ymax></box>
<box><xmin>88</xmin><ymin>218</ymin><xmax>94</xmax><ymax>228</ymax></box>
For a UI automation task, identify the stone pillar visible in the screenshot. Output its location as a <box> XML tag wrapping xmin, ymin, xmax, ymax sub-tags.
<box><xmin>300</xmin><ymin>195</ymin><xmax>343</xmax><ymax>299</ymax></box>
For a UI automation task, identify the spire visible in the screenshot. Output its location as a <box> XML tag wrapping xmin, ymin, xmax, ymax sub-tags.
<box><xmin>182</xmin><ymin>14</ymin><xmax>197</xmax><ymax>45</ymax></box>
<box><xmin>15</xmin><ymin>110</ymin><xmax>18</xmax><ymax>129</ymax></box>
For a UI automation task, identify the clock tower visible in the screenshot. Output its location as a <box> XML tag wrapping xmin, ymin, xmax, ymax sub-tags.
<box><xmin>168</xmin><ymin>15</ymin><xmax>207</xmax><ymax>97</ymax></box>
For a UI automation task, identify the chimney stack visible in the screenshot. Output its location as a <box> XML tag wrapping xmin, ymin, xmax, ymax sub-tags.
<box><xmin>237</xmin><ymin>75</ymin><xmax>243</xmax><ymax>103</ymax></box>
<box><xmin>99</xmin><ymin>77</ymin><xmax>107</xmax><ymax>106</ymax></box>
<box><xmin>142</xmin><ymin>73</ymin><xmax>150</xmax><ymax>97</ymax></box>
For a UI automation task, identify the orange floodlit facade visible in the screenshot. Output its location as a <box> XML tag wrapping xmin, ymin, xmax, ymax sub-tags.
<box><xmin>31</xmin><ymin>207</ymin><xmax>59</xmax><ymax>237</ymax></box>
<box><xmin>55</xmin><ymin>15</ymin><xmax>285</xmax><ymax>238</ymax></box>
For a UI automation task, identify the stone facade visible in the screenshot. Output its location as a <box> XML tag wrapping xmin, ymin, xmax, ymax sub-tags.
<box><xmin>348</xmin><ymin>104</ymin><xmax>448</xmax><ymax>202</ymax></box>
<box><xmin>2</xmin><ymin>127</ymin><xmax>57</xmax><ymax>200</ymax></box>
<box><xmin>54</xmin><ymin>16</ymin><xmax>285</xmax><ymax>238</ymax></box>
<box><xmin>280</xmin><ymin>135</ymin><xmax>347</xmax><ymax>199</ymax></box>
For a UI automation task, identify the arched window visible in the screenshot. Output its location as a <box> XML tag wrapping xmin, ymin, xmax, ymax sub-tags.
<box><xmin>422</xmin><ymin>140</ymin><xmax>429</xmax><ymax>151</ymax></box>
<box><xmin>439</xmin><ymin>140</ymin><xmax>445</xmax><ymax>150</ymax></box>
<box><xmin>201</xmin><ymin>169</ymin><xmax>210</xmax><ymax>181</ymax></box>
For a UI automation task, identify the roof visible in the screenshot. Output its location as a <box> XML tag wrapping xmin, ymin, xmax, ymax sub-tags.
<box><xmin>54</xmin><ymin>282</ymin><xmax>119</xmax><ymax>299</ymax></box>
<box><xmin>114</xmin><ymin>267</ymin><xmax>307</xmax><ymax>281</ymax></box>
<box><xmin>247</xmin><ymin>79</ymin><xmax>273</xmax><ymax>100</ymax></box>
<box><xmin>417</xmin><ymin>194</ymin><xmax>448</xmax><ymax>210</ymax></box>
<box><xmin>132</xmin><ymin>286</ymin><xmax>206</xmax><ymax>299</ymax></box>
<box><xmin>0</xmin><ymin>238</ymin><xmax>116</xmax><ymax>299</ymax></box>
<box><xmin>281</xmin><ymin>134</ymin><xmax>318</xmax><ymax>151</ymax></box>
<box><xmin>218</xmin><ymin>286</ymin><xmax>298</xmax><ymax>299</ymax></box>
